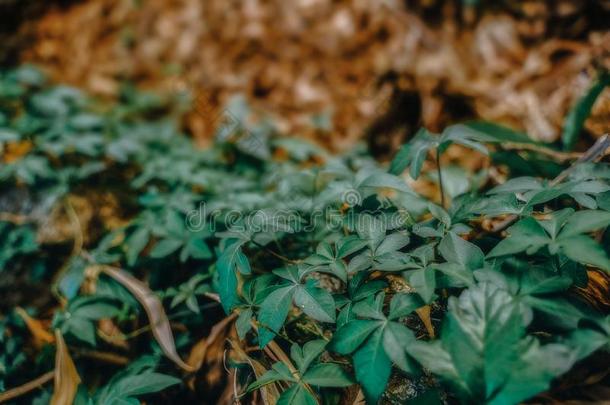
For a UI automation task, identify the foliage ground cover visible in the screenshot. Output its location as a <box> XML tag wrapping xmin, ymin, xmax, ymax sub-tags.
<box><xmin>0</xmin><ymin>66</ymin><xmax>610</xmax><ymax>404</ymax></box>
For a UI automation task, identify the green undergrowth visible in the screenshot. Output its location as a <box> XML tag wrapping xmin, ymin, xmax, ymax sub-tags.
<box><xmin>1</xmin><ymin>65</ymin><xmax>610</xmax><ymax>404</ymax></box>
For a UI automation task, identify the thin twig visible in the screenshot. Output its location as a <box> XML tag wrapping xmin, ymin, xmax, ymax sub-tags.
<box><xmin>0</xmin><ymin>212</ymin><xmax>32</xmax><ymax>224</ymax></box>
<box><xmin>436</xmin><ymin>148</ymin><xmax>446</xmax><ymax>208</ymax></box>
<box><xmin>549</xmin><ymin>134</ymin><xmax>610</xmax><ymax>187</ymax></box>
<box><xmin>500</xmin><ymin>142</ymin><xmax>582</xmax><ymax>162</ymax></box>
<box><xmin>72</xmin><ymin>349</ymin><xmax>130</xmax><ymax>366</ymax></box>
<box><xmin>251</xmin><ymin>241</ymin><xmax>300</xmax><ymax>264</ymax></box>
<box><xmin>204</xmin><ymin>292</ymin><xmax>221</xmax><ymax>302</ymax></box>
<box><xmin>489</xmin><ymin>134</ymin><xmax>610</xmax><ymax>234</ymax></box>
<box><xmin>0</xmin><ymin>371</ymin><xmax>55</xmax><ymax>403</ymax></box>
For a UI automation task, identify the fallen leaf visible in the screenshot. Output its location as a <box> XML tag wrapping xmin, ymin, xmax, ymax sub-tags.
<box><xmin>15</xmin><ymin>307</ymin><xmax>55</xmax><ymax>348</ymax></box>
<box><xmin>187</xmin><ymin>313</ymin><xmax>237</xmax><ymax>371</ymax></box>
<box><xmin>415</xmin><ymin>305</ymin><xmax>435</xmax><ymax>338</ymax></box>
<box><xmin>186</xmin><ymin>314</ymin><xmax>237</xmax><ymax>394</ymax></box>
<box><xmin>3</xmin><ymin>141</ymin><xmax>32</xmax><ymax>163</ymax></box>
<box><xmin>50</xmin><ymin>329</ymin><xmax>81</xmax><ymax>405</ymax></box>
<box><xmin>229</xmin><ymin>339</ymin><xmax>281</xmax><ymax>405</ymax></box>
<box><xmin>576</xmin><ymin>269</ymin><xmax>610</xmax><ymax>311</ymax></box>
<box><xmin>99</xmin><ymin>265</ymin><xmax>195</xmax><ymax>372</ymax></box>
<box><xmin>97</xmin><ymin>318</ymin><xmax>129</xmax><ymax>350</ymax></box>
<box><xmin>341</xmin><ymin>386</ymin><xmax>366</xmax><ymax>405</ymax></box>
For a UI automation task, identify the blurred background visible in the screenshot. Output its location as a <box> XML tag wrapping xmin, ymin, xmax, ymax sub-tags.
<box><xmin>1</xmin><ymin>0</ymin><xmax>609</xmax><ymax>156</ymax></box>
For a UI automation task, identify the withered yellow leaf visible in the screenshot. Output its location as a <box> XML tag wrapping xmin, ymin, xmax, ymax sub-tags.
<box><xmin>50</xmin><ymin>330</ymin><xmax>81</xmax><ymax>405</ymax></box>
<box><xmin>100</xmin><ymin>265</ymin><xmax>195</xmax><ymax>372</ymax></box>
<box><xmin>416</xmin><ymin>305</ymin><xmax>435</xmax><ymax>338</ymax></box>
<box><xmin>187</xmin><ymin>313</ymin><xmax>236</xmax><ymax>371</ymax></box>
<box><xmin>229</xmin><ymin>339</ymin><xmax>280</xmax><ymax>405</ymax></box>
<box><xmin>15</xmin><ymin>307</ymin><xmax>55</xmax><ymax>348</ymax></box>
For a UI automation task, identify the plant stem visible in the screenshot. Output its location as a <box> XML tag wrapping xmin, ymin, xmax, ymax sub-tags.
<box><xmin>500</xmin><ymin>142</ymin><xmax>582</xmax><ymax>162</ymax></box>
<box><xmin>51</xmin><ymin>197</ymin><xmax>84</xmax><ymax>304</ymax></box>
<box><xmin>436</xmin><ymin>148</ymin><xmax>446</xmax><ymax>208</ymax></box>
<box><xmin>488</xmin><ymin>134</ymin><xmax>610</xmax><ymax>234</ymax></box>
<box><xmin>251</xmin><ymin>240</ymin><xmax>300</xmax><ymax>264</ymax></box>
<box><xmin>0</xmin><ymin>371</ymin><xmax>55</xmax><ymax>403</ymax></box>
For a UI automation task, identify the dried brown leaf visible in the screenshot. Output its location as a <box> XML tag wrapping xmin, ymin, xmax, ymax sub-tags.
<box><xmin>97</xmin><ymin>318</ymin><xmax>129</xmax><ymax>350</ymax></box>
<box><xmin>187</xmin><ymin>313</ymin><xmax>237</xmax><ymax>371</ymax></box>
<box><xmin>15</xmin><ymin>307</ymin><xmax>55</xmax><ymax>348</ymax></box>
<box><xmin>341</xmin><ymin>386</ymin><xmax>366</xmax><ymax>405</ymax></box>
<box><xmin>50</xmin><ymin>329</ymin><xmax>81</xmax><ymax>405</ymax></box>
<box><xmin>22</xmin><ymin>0</ymin><xmax>602</xmax><ymax>152</ymax></box>
<box><xmin>99</xmin><ymin>265</ymin><xmax>195</xmax><ymax>372</ymax></box>
<box><xmin>229</xmin><ymin>340</ymin><xmax>280</xmax><ymax>405</ymax></box>
<box><xmin>575</xmin><ymin>269</ymin><xmax>610</xmax><ymax>311</ymax></box>
<box><xmin>415</xmin><ymin>305</ymin><xmax>435</xmax><ymax>338</ymax></box>
<box><xmin>2</xmin><ymin>141</ymin><xmax>32</xmax><ymax>164</ymax></box>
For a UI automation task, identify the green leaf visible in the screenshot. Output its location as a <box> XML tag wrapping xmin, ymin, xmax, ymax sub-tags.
<box><xmin>337</xmin><ymin>236</ymin><xmax>368</xmax><ymax>258</ymax></box>
<box><xmin>353</xmin><ymin>328</ymin><xmax>392</xmax><ymax>404</ymax></box>
<box><xmin>558</xmin><ymin>210</ymin><xmax>610</xmax><ymax>238</ymax></box>
<box><xmin>291</xmin><ymin>340</ymin><xmax>326</xmax><ymax>374</ymax></box>
<box><xmin>302</xmin><ymin>363</ymin><xmax>354</xmax><ymax>387</ymax></box>
<box><xmin>330</xmin><ymin>319</ymin><xmax>380</xmax><ymax>355</ymax></box>
<box><xmin>558</xmin><ymin>236</ymin><xmax>610</xmax><ymax>271</ymax></box>
<box><xmin>359</xmin><ymin>171</ymin><xmax>411</xmax><ymax>194</ymax></box>
<box><xmin>184</xmin><ymin>238</ymin><xmax>212</xmax><ymax>261</ymax></box>
<box><xmin>97</xmin><ymin>373</ymin><xmax>181</xmax><ymax>404</ymax></box>
<box><xmin>61</xmin><ymin>317</ymin><xmax>97</xmax><ymax>346</ymax></box>
<box><xmin>353</xmin><ymin>294</ymin><xmax>385</xmax><ymax>320</ymax></box>
<box><xmin>439</xmin><ymin>232</ymin><xmax>484</xmax><ymax>270</ymax></box>
<box><xmin>433</xmin><ymin>263</ymin><xmax>475</xmax><ymax>287</ymax></box>
<box><xmin>150</xmin><ymin>238</ymin><xmax>182</xmax><ymax>258</ymax></box>
<box><xmin>382</xmin><ymin>321</ymin><xmax>417</xmax><ymax>373</ymax></box>
<box><xmin>125</xmin><ymin>227</ymin><xmax>150</xmax><ymax>266</ymax></box>
<box><xmin>440</xmin><ymin>125</ymin><xmax>489</xmax><ymax>155</ymax></box>
<box><xmin>427</xmin><ymin>203</ymin><xmax>451</xmax><ymax>227</ymax></box>
<box><xmin>598</xmin><ymin>191</ymin><xmax>610</xmax><ymax>211</ymax></box>
<box><xmin>315</xmin><ymin>241</ymin><xmax>334</xmax><ymax>259</ymax></box>
<box><xmin>376</xmin><ymin>232</ymin><xmax>410</xmax><ymax>255</ymax></box>
<box><xmin>487</xmin><ymin>217</ymin><xmax>550</xmax><ymax>258</ymax></box>
<box><xmin>248</xmin><ymin>362</ymin><xmax>296</xmax><ymax>391</ymax></box>
<box><xmin>257</xmin><ymin>285</ymin><xmax>296</xmax><ymax>348</ymax></box>
<box><xmin>488</xmin><ymin>177</ymin><xmax>542</xmax><ymax>195</ymax></box>
<box><xmin>539</xmin><ymin>208</ymin><xmax>574</xmax><ymax>238</ymax></box>
<box><xmin>460</xmin><ymin>121</ymin><xmax>535</xmax><ymax>144</ymax></box>
<box><xmin>562</xmin><ymin>72</ymin><xmax>610</xmax><ymax>150</ymax></box>
<box><xmin>70</xmin><ymin>297</ymin><xmax>121</xmax><ymax>319</ymax></box>
<box><xmin>294</xmin><ymin>282</ymin><xmax>336</xmax><ymax>323</ymax></box>
<box><xmin>408</xmin><ymin>283</ymin><xmax>575</xmax><ymax>404</ymax></box>
<box><xmin>388</xmin><ymin>293</ymin><xmax>424</xmax><ymax>320</ymax></box>
<box><xmin>236</xmin><ymin>308</ymin><xmax>253</xmax><ymax>339</ymax></box>
<box><xmin>522</xmin><ymin>296</ymin><xmax>587</xmax><ymax>330</ymax></box>
<box><xmin>389</xmin><ymin>143</ymin><xmax>412</xmax><ymax>175</ymax></box>
<box><xmin>404</xmin><ymin>268</ymin><xmax>436</xmax><ymax>303</ymax></box>
<box><xmin>389</xmin><ymin>128</ymin><xmax>438</xmax><ymax>179</ymax></box>
<box><xmin>568</xmin><ymin>316</ymin><xmax>610</xmax><ymax>359</ymax></box>
<box><xmin>216</xmin><ymin>239</ymin><xmax>248</xmax><ymax>312</ymax></box>
<box><xmin>276</xmin><ymin>384</ymin><xmax>317</xmax><ymax>405</ymax></box>
<box><xmin>495</xmin><ymin>341</ymin><xmax>576</xmax><ymax>405</ymax></box>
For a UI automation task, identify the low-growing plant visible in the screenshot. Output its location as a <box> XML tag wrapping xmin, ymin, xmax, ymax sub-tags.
<box><xmin>0</xmin><ymin>65</ymin><xmax>609</xmax><ymax>404</ymax></box>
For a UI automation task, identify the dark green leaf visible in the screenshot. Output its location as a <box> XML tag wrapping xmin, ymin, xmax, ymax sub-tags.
<box><xmin>562</xmin><ymin>72</ymin><xmax>610</xmax><ymax>150</ymax></box>
<box><xmin>353</xmin><ymin>328</ymin><xmax>392</xmax><ymax>404</ymax></box>
<box><xmin>258</xmin><ymin>286</ymin><xmax>296</xmax><ymax>348</ymax></box>
<box><xmin>302</xmin><ymin>363</ymin><xmax>354</xmax><ymax>387</ymax></box>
